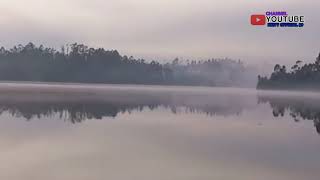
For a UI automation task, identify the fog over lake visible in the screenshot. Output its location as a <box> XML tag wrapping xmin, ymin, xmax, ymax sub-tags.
<box><xmin>0</xmin><ymin>83</ymin><xmax>319</xmax><ymax>180</ymax></box>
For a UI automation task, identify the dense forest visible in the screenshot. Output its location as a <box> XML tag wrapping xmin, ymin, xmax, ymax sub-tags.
<box><xmin>0</xmin><ymin>43</ymin><xmax>256</xmax><ymax>87</ymax></box>
<box><xmin>257</xmin><ymin>53</ymin><xmax>320</xmax><ymax>90</ymax></box>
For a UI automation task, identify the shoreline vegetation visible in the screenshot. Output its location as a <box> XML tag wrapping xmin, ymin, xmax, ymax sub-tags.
<box><xmin>3</xmin><ymin>42</ymin><xmax>319</xmax><ymax>91</ymax></box>
<box><xmin>257</xmin><ymin>53</ymin><xmax>320</xmax><ymax>91</ymax></box>
<box><xmin>0</xmin><ymin>43</ymin><xmax>256</xmax><ymax>87</ymax></box>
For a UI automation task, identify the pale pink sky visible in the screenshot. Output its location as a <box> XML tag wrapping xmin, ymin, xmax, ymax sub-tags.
<box><xmin>0</xmin><ymin>0</ymin><xmax>319</xmax><ymax>65</ymax></box>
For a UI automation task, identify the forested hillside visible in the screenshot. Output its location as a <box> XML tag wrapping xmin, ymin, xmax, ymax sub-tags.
<box><xmin>0</xmin><ymin>43</ymin><xmax>256</xmax><ymax>87</ymax></box>
<box><xmin>257</xmin><ymin>53</ymin><xmax>320</xmax><ymax>90</ymax></box>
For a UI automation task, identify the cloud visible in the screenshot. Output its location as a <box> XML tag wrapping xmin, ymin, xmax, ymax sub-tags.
<box><xmin>0</xmin><ymin>0</ymin><xmax>319</xmax><ymax>64</ymax></box>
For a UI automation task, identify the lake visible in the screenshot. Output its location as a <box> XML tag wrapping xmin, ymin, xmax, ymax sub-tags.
<box><xmin>0</xmin><ymin>83</ymin><xmax>319</xmax><ymax>180</ymax></box>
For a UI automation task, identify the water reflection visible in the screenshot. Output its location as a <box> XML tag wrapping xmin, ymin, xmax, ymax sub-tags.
<box><xmin>258</xmin><ymin>93</ymin><xmax>320</xmax><ymax>134</ymax></box>
<box><xmin>0</xmin><ymin>89</ymin><xmax>255</xmax><ymax>123</ymax></box>
<box><xmin>1</xmin><ymin>85</ymin><xmax>320</xmax><ymax>180</ymax></box>
<box><xmin>1</xmin><ymin>83</ymin><xmax>320</xmax><ymax>135</ymax></box>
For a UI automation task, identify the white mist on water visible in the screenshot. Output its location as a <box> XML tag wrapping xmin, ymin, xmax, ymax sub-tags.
<box><xmin>0</xmin><ymin>83</ymin><xmax>319</xmax><ymax>180</ymax></box>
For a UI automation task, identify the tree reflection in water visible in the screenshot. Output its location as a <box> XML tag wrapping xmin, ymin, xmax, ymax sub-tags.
<box><xmin>0</xmin><ymin>89</ymin><xmax>254</xmax><ymax>123</ymax></box>
<box><xmin>258</xmin><ymin>94</ymin><xmax>320</xmax><ymax>135</ymax></box>
<box><xmin>1</xmin><ymin>86</ymin><xmax>319</xmax><ymax>136</ymax></box>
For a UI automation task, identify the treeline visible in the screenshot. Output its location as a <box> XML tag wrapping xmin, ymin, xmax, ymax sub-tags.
<box><xmin>0</xmin><ymin>43</ymin><xmax>167</xmax><ymax>84</ymax></box>
<box><xmin>257</xmin><ymin>53</ymin><xmax>320</xmax><ymax>90</ymax></box>
<box><xmin>0</xmin><ymin>43</ymin><xmax>256</xmax><ymax>86</ymax></box>
<box><xmin>166</xmin><ymin>58</ymin><xmax>256</xmax><ymax>87</ymax></box>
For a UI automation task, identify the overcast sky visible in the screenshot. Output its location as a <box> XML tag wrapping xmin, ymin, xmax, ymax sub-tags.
<box><xmin>0</xmin><ymin>0</ymin><xmax>319</xmax><ymax>65</ymax></box>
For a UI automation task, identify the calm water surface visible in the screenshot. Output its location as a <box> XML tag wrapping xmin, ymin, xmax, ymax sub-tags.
<box><xmin>0</xmin><ymin>83</ymin><xmax>319</xmax><ymax>180</ymax></box>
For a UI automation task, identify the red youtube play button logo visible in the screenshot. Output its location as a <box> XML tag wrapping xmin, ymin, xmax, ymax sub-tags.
<box><xmin>251</xmin><ymin>15</ymin><xmax>266</xmax><ymax>25</ymax></box>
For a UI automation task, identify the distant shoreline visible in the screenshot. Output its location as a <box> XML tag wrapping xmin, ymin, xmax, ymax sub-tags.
<box><xmin>0</xmin><ymin>80</ymin><xmax>253</xmax><ymax>92</ymax></box>
<box><xmin>0</xmin><ymin>81</ymin><xmax>319</xmax><ymax>96</ymax></box>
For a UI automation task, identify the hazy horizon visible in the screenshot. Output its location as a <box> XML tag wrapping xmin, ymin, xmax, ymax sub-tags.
<box><xmin>0</xmin><ymin>0</ymin><xmax>319</xmax><ymax>66</ymax></box>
